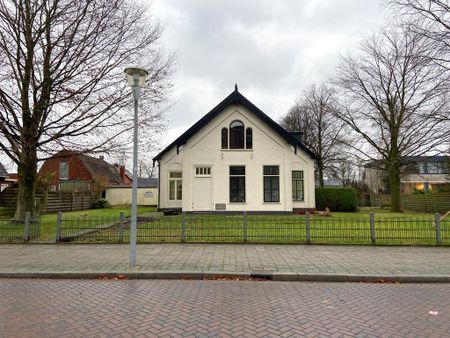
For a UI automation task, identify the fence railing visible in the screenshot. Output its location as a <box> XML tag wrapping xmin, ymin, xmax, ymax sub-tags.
<box><xmin>56</xmin><ymin>211</ymin><xmax>450</xmax><ymax>245</ymax></box>
<box><xmin>0</xmin><ymin>212</ymin><xmax>40</xmax><ymax>243</ymax></box>
<box><xmin>369</xmin><ymin>193</ymin><xmax>450</xmax><ymax>213</ymax></box>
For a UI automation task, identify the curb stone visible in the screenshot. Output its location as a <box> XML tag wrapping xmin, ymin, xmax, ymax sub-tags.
<box><xmin>0</xmin><ymin>271</ymin><xmax>449</xmax><ymax>282</ymax></box>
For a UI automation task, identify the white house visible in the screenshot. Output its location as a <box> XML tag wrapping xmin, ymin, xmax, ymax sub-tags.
<box><xmin>153</xmin><ymin>86</ymin><xmax>317</xmax><ymax>213</ymax></box>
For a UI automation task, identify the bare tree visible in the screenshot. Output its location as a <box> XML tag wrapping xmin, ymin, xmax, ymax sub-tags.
<box><xmin>333</xmin><ymin>27</ymin><xmax>449</xmax><ymax>211</ymax></box>
<box><xmin>387</xmin><ymin>0</ymin><xmax>450</xmax><ymax>70</ymax></box>
<box><xmin>0</xmin><ymin>0</ymin><xmax>173</xmax><ymax>220</ymax></box>
<box><xmin>280</xmin><ymin>84</ymin><xmax>351</xmax><ymax>187</ymax></box>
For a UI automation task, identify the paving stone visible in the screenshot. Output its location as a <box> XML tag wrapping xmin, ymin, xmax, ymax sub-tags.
<box><xmin>0</xmin><ymin>244</ymin><xmax>449</xmax><ymax>279</ymax></box>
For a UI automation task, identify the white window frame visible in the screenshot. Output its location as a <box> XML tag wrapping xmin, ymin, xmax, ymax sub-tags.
<box><xmin>195</xmin><ymin>166</ymin><xmax>212</xmax><ymax>177</ymax></box>
<box><xmin>169</xmin><ymin>171</ymin><xmax>182</xmax><ymax>201</ymax></box>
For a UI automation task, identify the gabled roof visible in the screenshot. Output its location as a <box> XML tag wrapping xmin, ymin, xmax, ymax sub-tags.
<box><xmin>138</xmin><ymin>177</ymin><xmax>158</xmax><ymax>188</ymax></box>
<box><xmin>51</xmin><ymin>150</ymin><xmax>123</xmax><ymax>185</ymax></box>
<box><xmin>80</xmin><ymin>155</ymin><xmax>122</xmax><ymax>185</ymax></box>
<box><xmin>0</xmin><ymin>162</ymin><xmax>8</xmax><ymax>178</ymax></box>
<box><xmin>153</xmin><ymin>87</ymin><xmax>317</xmax><ymax>162</ymax></box>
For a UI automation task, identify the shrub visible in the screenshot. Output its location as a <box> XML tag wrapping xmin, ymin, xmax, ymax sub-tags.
<box><xmin>92</xmin><ymin>198</ymin><xmax>111</xmax><ymax>209</ymax></box>
<box><xmin>315</xmin><ymin>187</ymin><xmax>357</xmax><ymax>212</ymax></box>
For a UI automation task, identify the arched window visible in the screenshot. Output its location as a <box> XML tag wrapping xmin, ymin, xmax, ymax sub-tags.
<box><xmin>221</xmin><ymin>128</ymin><xmax>228</xmax><ymax>149</ymax></box>
<box><xmin>229</xmin><ymin>120</ymin><xmax>244</xmax><ymax>149</ymax></box>
<box><xmin>246</xmin><ymin>128</ymin><xmax>252</xmax><ymax>149</ymax></box>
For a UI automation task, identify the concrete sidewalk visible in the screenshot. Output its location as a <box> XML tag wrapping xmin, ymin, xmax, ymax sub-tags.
<box><xmin>1</xmin><ymin>244</ymin><xmax>450</xmax><ymax>282</ymax></box>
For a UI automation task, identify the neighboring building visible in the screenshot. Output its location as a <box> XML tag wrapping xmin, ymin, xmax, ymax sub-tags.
<box><xmin>365</xmin><ymin>156</ymin><xmax>450</xmax><ymax>194</ymax></box>
<box><xmin>153</xmin><ymin>87</ymin><xmax>317</xmax><ymax>213</ymax></box>
<box><xmin>0</xmin><ymin>162</ymin><xmax>8</xmax><ymax>192</ymax></box>
<box><xmin>39</xmin><ymin>150</ymin><xmax>131</xmax><ymax>192</ymax></box>
<box><xmin>105</xmin><ymin>177</ymin><xmax>158</xmax><ymax>206</ymax></box>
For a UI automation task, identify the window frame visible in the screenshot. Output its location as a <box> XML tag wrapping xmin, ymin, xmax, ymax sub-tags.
<box><xmin>263</xmin><ymin>165</ymin><xmax>280</xmax><ymax>203</ymax></box>
<box><xmin>169</xmin><ymin>171</ymin><xmax>182</xmax><ymax>201</ymax></box>
<box><xmin>229</xmin><ymin>165</ymin><xmax>246</xmax><ymax>202</ymax></box>
<box><xmin>221</xmin><ymin>128</ymin><xmax>228</xmax><ymax>149</ymax></box>
<box><xmin>229</xmin><ymin>120</ymin><xmax>245</xmax><ymax>149</ymax></box>
<box><xmin>195</xmin><ymin>166</ymin><xmax>212</xmax><ymax>176</ymax></box>
<box><xmin>59</xmin><ymin>161</ymin><xmax>69</xmax><ymax>180</ymax></box>
<box><xmin>292</xmin><ymin>170</ymin><xmax>304</xmax><ymax>201</ymax></box>
<box><xmin>245</xmin><ymin>127</ymin><xmax>253</xmax><ymax>149</ymax></box>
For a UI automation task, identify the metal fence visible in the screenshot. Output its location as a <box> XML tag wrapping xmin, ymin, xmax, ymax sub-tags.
<box><xmin>0</xmin><ymin>212</ymin><xmax>40</xmax><ymax>243</ymax></box>
<box><xmin>56</xmin><ymin>211</ymin><xmax>450</xmax><ymax>245</ymax></box>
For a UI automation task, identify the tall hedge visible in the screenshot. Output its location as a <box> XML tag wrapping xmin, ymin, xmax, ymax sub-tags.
<box><xmin>315</xmin><ymin>187</ymin><xmax>357</xmax><ymax>212</ymax></box>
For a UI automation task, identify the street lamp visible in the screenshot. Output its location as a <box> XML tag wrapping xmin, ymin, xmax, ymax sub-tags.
<box><xmin>124</xmin><ymin>66</ymin><xmax>148</xmax><ymax>267</ymax></box>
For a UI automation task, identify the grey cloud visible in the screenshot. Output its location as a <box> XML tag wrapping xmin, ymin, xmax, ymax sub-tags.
<box><xmin>151</xmin><ymin>0</ymin><xmax>383</xmax><ymax>141</ymax></box>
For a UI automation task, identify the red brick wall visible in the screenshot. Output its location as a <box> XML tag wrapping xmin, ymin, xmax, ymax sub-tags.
<box><xmin>39</xmin><ymin>156</ymin><xmax>92</xmax><ymax>187</ymax></box>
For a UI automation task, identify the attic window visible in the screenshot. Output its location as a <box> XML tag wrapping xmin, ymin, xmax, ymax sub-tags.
<box><xmin>230</xmin><ymin>120</ymin><xmax>244</xmax><ymax>149</ymax></box>
<box><xmin>221</xmin><ymin>128</ymin><xmax>228</xmax><ymax>149</ymax></box>
<box><xmin>246</xmin><ymin>128</ymin><xmax>252</xmax><ymax>149</ymax></box>
<box><xmin>59</xmin><ymin>161</ymin><xmax>68</xmax><ymax>180</ymax></box>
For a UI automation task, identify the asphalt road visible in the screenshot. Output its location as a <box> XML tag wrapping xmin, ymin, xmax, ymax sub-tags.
<box><xmin>0</xmin><ymin>279</ymin><xmax>449</xmax><ymax>337</ymax></box>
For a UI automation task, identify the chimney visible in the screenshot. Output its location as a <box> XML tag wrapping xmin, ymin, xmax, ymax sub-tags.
<box><xmin>119</xmin><ymin>165</ymin><xmax>126</xmax><ymax>183</ymax></box>
<box><xmin>289</xmin><ymin>131</ymin><xmax>304</xmax><ymax>143</ymax></box>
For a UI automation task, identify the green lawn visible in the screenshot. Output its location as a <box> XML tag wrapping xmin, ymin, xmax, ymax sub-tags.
<box><xmin>2</xmin><ymin>206</ymin><xmax>449</xmax><ymax>245</ymax></box>
<box><xmin>59</xmin><ymin>208</ymin><xmax>449</xmax><ymax>245</ymax></box>
<box><xmin>40</xmin><ymin>206</ymin><xmax>156</xmax><ymax>240</ymax></box>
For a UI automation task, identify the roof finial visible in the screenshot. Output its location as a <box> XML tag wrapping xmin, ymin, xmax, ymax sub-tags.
<box><xmin>235</xmin><ymin>83</ymin><xmax>238</xmax><ymax>92</ymax></box>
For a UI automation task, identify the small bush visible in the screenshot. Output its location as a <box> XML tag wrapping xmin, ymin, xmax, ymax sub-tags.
<box><xmin>315</xmin><ymin>187</ymin><xmax>357</xmax><ymax>212</ymax></box>
<box><xmin>92</xmin><ymin>198</ymin><xmax>111</xmax><ymax>209</ymax></box>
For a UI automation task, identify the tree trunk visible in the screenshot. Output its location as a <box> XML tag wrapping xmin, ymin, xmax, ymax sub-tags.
<box><xmin>14</xmin><ymin>148</ymin><xmax>38</xmax><ymax>221</ymax></box>
<box><xmin>388</xmin><ymin>162</ymin><xmax>402</xmax><ymax>212</ymax></box>
<box><xmin>317</xmin><ymin>157</ymin><xmax>324</xmax><ymax>187</ymax></box>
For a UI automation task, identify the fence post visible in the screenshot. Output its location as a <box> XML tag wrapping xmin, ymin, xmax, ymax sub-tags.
<box><xmin>181</xmin><ymin>211</ymin><xmax>186</xmax><ymax>242</ymax></box>
<box><xmin>243</xmin><ymin>211</ymin><xmax>247</xmax><ymax>242</ymax></box>
<box><xmin>435</xmin><ymin>213</ymin><xmax>441</xmax><ymax>245</ymax></box>
<box><xmin>305</xmin><ymin>212</ymin><xmax>310</xmax><ymax>244</ymax></box>
<box><xmin>23</xmin><ymin>212</ymin><xmax>31</xmax><ymax>242</ymax></box>
<box><xmin>56</xmin><ymin>211</ymin><xmax>62</xmax><ymax>242</ymax></box>
<box><xmin>370</xmin><ymin>212</ymin><xmax>376</xmax><ymax>245</ymax></box>
<box><xmin>119</xmin><ymin>212</ymin><xmax>124</xmax><ymax>243</ymax></box>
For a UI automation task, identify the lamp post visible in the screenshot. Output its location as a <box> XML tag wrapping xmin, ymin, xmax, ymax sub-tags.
<box><xmin>124</xmin><ymin>67</ymin><xmax>148</xmax><ymax>267</ymax></box>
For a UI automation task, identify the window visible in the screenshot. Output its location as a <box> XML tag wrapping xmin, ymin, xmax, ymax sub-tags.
<box><xmin>246</xmin><ymin>128</ymin><xmax>252</xmax><ymax>149</ymax></box>
<box><xmin>418</xmin><ymin>162</ymin><xmax>427</xmax><ymax>174</ymax></box>
<box><xmin>230</xmin><ymin>166</ymin><xmax>245</xmax><ymax>202</ymax></box>
<box><xmin>195</xmin><ymin>167</ymin><xmax>211</xmax><ymax>176</ymax></box>
<box><xmin>169</xmin><ymin>171</ymin><xmax>182</xmax><ymax>200</ymax></box>
<box><xmin>221</xmin><ymin>128</ymin><xmax>228</xmax><ymax>149</ymax></box>
<box><xmin>263</xmin><ymin>166</ymin><xmax>279</xmax><ymax>202</ymax></box>
<box><xmin>59</xmin><ymin>161</ymin><xmax>68</xmax><ymax>180</ymax></box>
<box><xmin>229</xmin><ymin>120</ymin><xmax>244</xmax><ymax>149</ymax></box>
<box><xmin>292</xmin><ymin>171</ymin><xmax>304</xmax><ymax>201</ymax></box>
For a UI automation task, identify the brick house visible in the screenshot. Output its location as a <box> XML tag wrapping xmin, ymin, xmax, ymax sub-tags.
<box><xmin>39</xmin><ymin>150</ymin><xmax>131</xmax><ymax>192</ymax></box>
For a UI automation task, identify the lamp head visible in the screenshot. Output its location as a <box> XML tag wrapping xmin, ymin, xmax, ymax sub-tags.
<box><xmin>124</xmin><ymin>67</ymin><xmax>149</xmax><ymax>88</ymax></box>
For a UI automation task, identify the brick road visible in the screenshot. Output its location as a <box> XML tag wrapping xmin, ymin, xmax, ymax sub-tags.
<box><xmin>0</xmin><ymin>244</ymin><xmax>449</xmax><ymax>277</ymax></box>
<box><xmin>0</xmin><ymin>279</ymin><xmax>449</xmax><ymax>337</ymax></box>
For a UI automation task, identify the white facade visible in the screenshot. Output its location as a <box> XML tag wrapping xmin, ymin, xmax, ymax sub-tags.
<box><xmin>105</xmin><ymin>187</ymin><xmax>158</xmax><ymax>206</ymax></box>
<box><xmin>155</xmin><ymin>92</ymin><xmax>316</xmax><ymax>212</ymax></box>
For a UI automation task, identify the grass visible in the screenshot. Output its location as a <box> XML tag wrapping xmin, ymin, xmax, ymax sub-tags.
<box><xmin>60</xmin><ymin>207</ymin><xmax>450</xmax><ymax>245</ymax></box>
<box><xmin>2</xmin><ymin>206</ymin><xmax>449</xmax><ymax>245</ymax></box>
<box><xmin>39</xmin><ymin>205</ymin><xmax>156</xmax><ymax>241</ymax></box>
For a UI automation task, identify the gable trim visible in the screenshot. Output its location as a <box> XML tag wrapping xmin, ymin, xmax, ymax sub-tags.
<box><xmin>153</xmin><ymin>89</ymin><xmax>317</xmax><ymax>163</ymax></box>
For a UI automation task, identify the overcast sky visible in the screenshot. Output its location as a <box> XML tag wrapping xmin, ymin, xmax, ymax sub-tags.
<box><xmin>1</xmin><ymin>0</ymin><xmax>385</xmax><ymax>172</ymax></box>
<box><xmin>151</xmin><ymin>0</ymin><xmax>384</xmax><ymax>148</ymax></box>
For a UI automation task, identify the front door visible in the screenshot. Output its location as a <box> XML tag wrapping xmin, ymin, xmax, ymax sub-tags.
<box><xmin>192</xmin><ymin>177</ymin><xmax>212</xmax><ymax>210</ymax></box>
